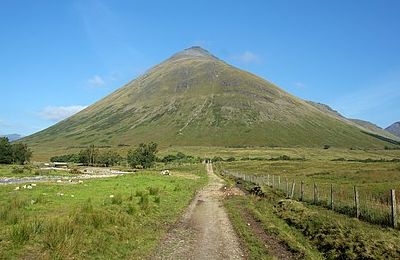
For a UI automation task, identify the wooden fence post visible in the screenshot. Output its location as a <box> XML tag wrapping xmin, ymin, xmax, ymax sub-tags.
<box><xmin>354</xmin><ymin>186</ymin><xmax>360</xmax><ymax>218</ymax></box>
<box><xmin>330</xmin><ymin>184</ymin><xmax>334</xmax><ymax>210</ymax></box>
<box><xmin>391</xmin><ymin>189</ymin><xmax>398</xmax><ymax>229</ymax></box>
<box><xmin>272</xmin><ymin>175</ymin><xmax>275</xmax><ymax>188</ymax></box>
<box><xmin>285</xmin><ymin>178</ymin><xmax>289</xmax><ymax>197</ymax></box>
<box><xmin>300</xmin><ymin>181</ymin><xmax>304</xmax><ymax>201</ymax></box>
<box><xmin>267</xmin><ymin>174</ymin><xmax>270</xmax><ymax>186</ymax></box>
<box><xmin>278</xmin><ymin>176</ymin><xmax>281</xmax><ymax>190</ymax></box>
<box><xmin>290</xmin><ymin>181</ymin><xmax>295</xmax><ymax>199</ymax></box>
<box><xmin>313</xmin><ymin>183</ymin><xmax>318</xmax><ymax>204</ymax></box>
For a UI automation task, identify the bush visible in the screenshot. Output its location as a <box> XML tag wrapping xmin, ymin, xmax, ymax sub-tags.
<box><xmin>212</xmin><ymin>156</ymin><xmax>223</xmax><ymax>162</ymax></box>
<box><xmin>0</xmin><ymin>137</ymin><xmax>32</xmax><ymax>164</ymax></box>
<box><xmin>160</xmin><ymin>152</ymin><xmax>200</xmax><ymax>164</ymax></box>
<box><xmin>226</xmin><ymin>157</ymin><xmax>236</xmax><ymax>162</ymax></box>
<box><xmin>127</xmin><ymin>142</ymin><xmax>158</xmax><ymax>169</ymax></box>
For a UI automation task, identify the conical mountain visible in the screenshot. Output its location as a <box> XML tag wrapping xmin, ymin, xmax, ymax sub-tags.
<box><xmin>23</xmin><ymin>47</ymin><xmax>397</xmax><ymax>157</ymax></box>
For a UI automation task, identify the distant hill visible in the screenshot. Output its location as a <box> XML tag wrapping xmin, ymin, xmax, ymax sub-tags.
<box><xmin>1</xmin><ymin>134</ymin><xmax>23</xmax><ymax>142</ymax></box>
<box><xmin>386</xmin><ymin>122</ymin><xmax>400</xmax><ymax>138</ymax></box>
<box><xmin>306</xmin><ymin>101</ymin><xmax>400</xmax><ymax>142</ymax></box>
<box><xmin>21</xmin><ymin>47</ymin><xmax>399</xmax><ymax>158</ymax></box>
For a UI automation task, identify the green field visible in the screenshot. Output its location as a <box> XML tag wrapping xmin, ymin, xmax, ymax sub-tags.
<box><xmin>215</xmin><ymin>147</ymin><xmax>400</xmax><ymax>227</ymax></box>
<box><xmin>0</xmin><ymin>164</ymin><xmax>73</xmax><ymax>178</ymax></box>
<box><xmin>0</xmin><ymin>163</ymin><xmax>207</xmax><ymax>259</ymax></box>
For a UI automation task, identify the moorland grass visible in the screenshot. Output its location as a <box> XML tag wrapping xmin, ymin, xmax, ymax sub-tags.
<box><xmin>0</xmin><ymin>163</ymin><xmax>207</xmax><ymax>259</ymax></box>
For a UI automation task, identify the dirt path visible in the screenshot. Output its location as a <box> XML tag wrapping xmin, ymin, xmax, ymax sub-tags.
<box><xmin>152</xmin><ymin>163</ymin><xmax>244</xmax><ymax>260</ymax></box>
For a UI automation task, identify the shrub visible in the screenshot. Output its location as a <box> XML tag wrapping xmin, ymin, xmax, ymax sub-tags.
<box><xmin>127</xmin><ymin>142</ymin><xmax>158</xmax><ymax>168</ymax></box>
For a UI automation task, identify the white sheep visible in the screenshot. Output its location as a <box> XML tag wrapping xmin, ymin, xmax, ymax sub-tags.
<box><xmin>160</xmin><ymin>170</ymin><xmax>170</xmax><ymax>175</ymax></box>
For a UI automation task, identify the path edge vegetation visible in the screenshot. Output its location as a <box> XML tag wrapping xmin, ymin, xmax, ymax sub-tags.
<box><xmin>215</xmin><ymin>163</ymin><xmax>400</xmax><ymax>259</ymax></box>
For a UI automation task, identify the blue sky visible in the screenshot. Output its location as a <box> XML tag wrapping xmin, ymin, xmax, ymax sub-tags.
<box><xmin>1</xmin><ymin>0</ymin><xmax>399</xmax><ymax>136</ymax></box>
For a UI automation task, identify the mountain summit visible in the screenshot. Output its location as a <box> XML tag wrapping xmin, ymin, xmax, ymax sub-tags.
<box><xmin>171</xmin><ymin>46</ymin><xmax>217</xmax><ymax>59</ymax></box>
<box><xmin>22</xmin><ymin>47</ymin><xmax>396</xmax><ymax>157</ymax></box>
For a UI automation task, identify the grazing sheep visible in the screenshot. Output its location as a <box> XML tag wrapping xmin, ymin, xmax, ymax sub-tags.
<box><xmin>27</xmin><ymin>185</ymin><xmax>33</xmax><ymax>189</ymax></box>
<box><xmin>161</xmin><ymin>170</ymin><xmax>170</xmax><ymax>175</ymax></box>
<box><xmin>14</xmin><ymin>186</ymin><xmax>20</xmax><ymax>191</ymax></box>
<box><xmin>31</xmin><ymin>183</ymin><xmax>37</xmax><ymax>187</ymax></box>
<box><xmin>22</xmin><ymin>185</ymin><xmax>27</xmax><ymax>189</ymax></box>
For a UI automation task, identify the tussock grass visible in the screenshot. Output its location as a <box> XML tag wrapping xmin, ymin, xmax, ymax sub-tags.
<box><xmin>0</xmin><ymin>164</ymin><xmax>207</xmax><ymax>259</ymax></box>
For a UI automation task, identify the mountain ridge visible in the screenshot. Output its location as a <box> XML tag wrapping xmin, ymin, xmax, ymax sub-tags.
<box><xmin>386</xmin><ymin>122</ymin><xmax>400</xmax><ymax>138</ymax></box>
<box><xmin>306</xmin><ymin>101</ymin><xmax>400</xmax><ymax>142</ymax></box>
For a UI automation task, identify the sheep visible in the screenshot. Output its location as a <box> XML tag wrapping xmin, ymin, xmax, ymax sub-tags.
<box><xmin>160</xmin><ymin>170</ymin><xmax>170</xmax><ymax>175</ymax></box>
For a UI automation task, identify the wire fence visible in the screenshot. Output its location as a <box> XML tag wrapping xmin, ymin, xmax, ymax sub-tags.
<box><xmin>223</xmin><ymin>170</ymin><xmax>399</xmax><ymax>229</ymax></box>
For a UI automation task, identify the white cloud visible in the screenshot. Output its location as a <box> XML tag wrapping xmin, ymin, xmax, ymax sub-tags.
<box><xmin>88</xmin><ymin>75</ymin><xmax>106</xmax><ymax>87</ymax></box>
<box><xmin>39</xmin><ymin>105</ymin><xmax>88</xmax><ymax>121</ymax></box>
<box><xmin>293</xmin><ymin>82</ymin><xmax>306</xmax><ymax>89</ymax></box>
<box><xmin>233</xmin><ymin>51</ymin><xmax>261</xmax><ymax>64</ymax></box>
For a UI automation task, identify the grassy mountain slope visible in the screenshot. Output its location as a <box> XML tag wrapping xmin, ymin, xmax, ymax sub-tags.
<box><xmin>22</xmin><ymin>47</ymin><xmax>397</xmax><ymax>157</ymax></box>
<box><xmin>386</xmin><ymin>122</ymin><xmax>400</xmax><ymax>138</ymax></box>
<box><xmin>306</xmin><ymin>101</ymin><xmax>400</xmax><ymax>142</ymax></box>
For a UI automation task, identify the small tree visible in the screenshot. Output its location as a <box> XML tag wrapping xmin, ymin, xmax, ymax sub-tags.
<box><xmin>78</xmin><ymin>145</ymin><xmax>99</xmax><ymax>166</ymax></box>
<box><xmin>0</xmin><ymin>137</ymin><xmax>13</xmax><ymax>164</ymax></box>
<box><xmin>11</xmin><ymin>143</ymin><xmax>32</xmax><ymax>165</ymax></box>
<box><xmin>98</xmin><ymin>150</ymin><xmax>122</xmax><ymax>167</ymax></box>
<box><xmin>127</xmin><ymin>142</ymin><xmax>158</xmax><ymax>169</ymax></box>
